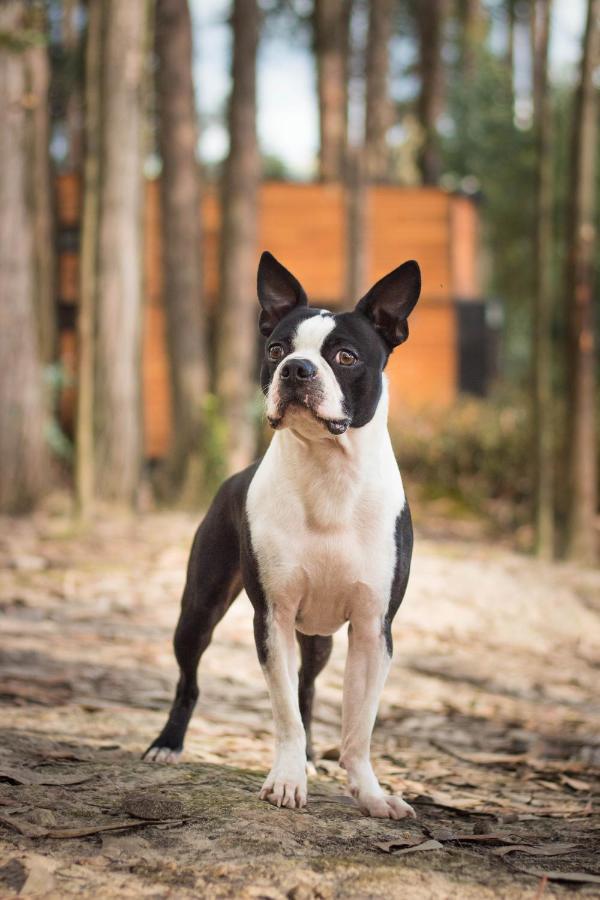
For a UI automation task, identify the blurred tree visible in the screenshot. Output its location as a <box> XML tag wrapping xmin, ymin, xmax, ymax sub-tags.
<box><xmin>216</xmin><ymin>0</ymin><xmax>260</xmax><ymax>474</ymax></box>
<box><xmin>441</xmin><ymin>42</ymin><xmax>536</xmax><ymax>380</ymax></box>
<box><xmin>0</xmin><ymin>0</ymin><xmax>49</xmax><ymax>512</ymax></box>
<box><xmin>57</xmin><ymin>0</ymin><xmax>84</xmax><ymax>170</ymax></box>
<box><xmin>81</xmin><ymin>0</ymin><xmax>149</xmax><ymax>505</ymax></box>
<box><xmin>75</xmin><ymin>0</ymin><xmax>101</xmax><ymax>515</ymax></box>
<box><xmin>27</xmin><ymin>2</ymin><xmax>56</xmax><ymax>368</ymax></box>
<box><xmin>415</xmin><ymin>0</ymin><xmax>448</xmax><ymax>184</ymax></box>
<box><xmin>563</xmin><ymin>0</ymin><xmax>599</xmax><ymax>564</ymax></box>
<box><xmin>313</xmin><ymin>0</ymin><xmax>350</xmax><ymax>181</ymax></box>
<box><xmin>364</xmin><ymin>0</ymin><xmax>393</xmax><ymax>181</ymax></box>
<box><xmin>155</xmin><ymin>0</ymin><xmax>209</xmax><ymax>504</ymax></box>
<box><xmin>531</xmin><ymin>0</ymin><xmax>554</xmax><ymax>558</ymax></box>
<box><xmin>457</xmin><ymin>0</ymin><xmax>484</xmax><ymax>81</ymax></box>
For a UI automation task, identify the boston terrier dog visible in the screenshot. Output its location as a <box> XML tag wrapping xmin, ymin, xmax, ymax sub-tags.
<box><xmin>144</xmin><ymin>251</ymin><xmax>421</xmax><ymax>820</ymax></box>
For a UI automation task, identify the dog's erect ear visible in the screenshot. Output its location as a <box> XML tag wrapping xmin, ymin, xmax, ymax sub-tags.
<box><xmin>355</xmin><ymin>260</ymin><xmax>421</xmax><ymax>349</ymax></box>
<box><xmin>257</xmin><ymin>251</ymin><xmax>308</xmax><ymax>337</ymax></box>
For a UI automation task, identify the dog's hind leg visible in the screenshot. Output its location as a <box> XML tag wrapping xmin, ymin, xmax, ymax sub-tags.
<box><xmin>297</xmin><ymin>633</ymin><xmax>333</xmax><ymax>762</ymax></box>
<box><xmin>143</xmin><ymin>482</ymin><xmax>243</xmax><ymax>763</ymax></box>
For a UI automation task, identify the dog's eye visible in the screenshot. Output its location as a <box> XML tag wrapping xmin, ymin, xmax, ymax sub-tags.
<box><xmin>268</xmin><ymin>343</ymin><xmax>285</xmax><ymax>362</ymax></box>
<box><xmin>335</xmin><ymin>349</ymin><xmax>358</xmax><ymax>366</ymax></box>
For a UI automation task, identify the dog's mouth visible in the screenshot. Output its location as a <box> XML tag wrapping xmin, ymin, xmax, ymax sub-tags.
<box><xmin>267</xmin><ymin>399</ymin><xmax>350</xmax><ymax>436</ymax></box>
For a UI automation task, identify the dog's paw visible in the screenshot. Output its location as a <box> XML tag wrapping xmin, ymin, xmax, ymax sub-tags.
<box><xmin>354</xmin><ymin>790</ymin><xmax>416</xmax><ymax>820</ymax></box>
<box><xmin>259</xmin><ymin>767</ymin><xmax>307</xmax><ymax>810</ymax></box>
<box><xmin>143</xmin><ymin>745</ymin><xmax>182</xmax><ymax>764</ymax></box>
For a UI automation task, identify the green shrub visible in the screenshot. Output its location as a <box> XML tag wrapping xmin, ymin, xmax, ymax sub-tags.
<box><xmin>392</xmin><ymin>390</ymin><xmax>533</xmax><ymax>530</ymax></box>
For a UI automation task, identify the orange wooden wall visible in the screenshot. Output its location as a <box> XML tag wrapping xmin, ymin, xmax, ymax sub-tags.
<box><xmin>56</xmin><ymin>176</ymin><xmax>480</xmax><ymax>458</ymax></box>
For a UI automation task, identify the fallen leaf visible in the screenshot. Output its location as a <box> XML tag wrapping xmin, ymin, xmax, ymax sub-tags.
<box><xmin>493</xmin><ymin>843</ymin><xmax>580</xmax><ymax>858</ymax></box>
<box><xmin>0</xmin><ymin>814</ymin><xmax>185</xmax><ymax>840</ymax></box>
<box><xmin>515</xmin><ymin>868</ymin><xmax>600</xmax><ymax>886</ymax></box>
<box><xmin>560</xmin><ymin>775</ymin><xmax>592</xmax><ymax>792</ymax></box>
<box><xmin>0</xmin><ymin>766</ymin><xmax>95</xmax><ymax>787</ymax></box>
<box><xmin>382</xmin><ymin>839</ymin><xmax>444</xmax><ymax>856</ymax></box>
<box><xmin>0</xmin><ymin>814</ymin><xmax>48</xmax><ymax>838</ymax></box>
<box><xmin>375</xmin><ymin>837</ymin><xmax>421</xmax><ymax>853</ymax></box>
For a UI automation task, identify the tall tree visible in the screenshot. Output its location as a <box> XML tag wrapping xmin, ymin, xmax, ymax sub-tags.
<box><xmin>75</xmin><ymin>0</ymin><xmax>102</xmax><ymax>515</ymax></box>
<box><xmin>313</xmin><ymin>0</ymin><xmax>350</xmax><ymax>182</ymax></box>
<box><xmin>216</xmin><ymin>0</ymin><xmax>260</xmax><ymax>474</ymax></box>
<box><xmin>564</xmin><ymin>0</ymin><xmax>599</xmax><ymax>563</ymax></box>
<box><xmin>94</xmin><ymin>0</ymin><xmax>148</xmax><ymax>503</ymax></box>
<box><xmin>0</xmin><ymin>1</ymin><xmax>48</xmax><ymax>512</ymax></box>
<box><xmin>26</xmin><ymin>2</ymin><xmax>56</xmax><ymax>366</ymax></box>
<box><xmin>457</xmin><ymin>0</ymin><xmax>483</xmax><ymax>80</ymax></box>
<box><xmin>364</xmin><ymin>0</ymin><xmax>393</xmax><ymax>181</ymax></box>
<box><xmin>155</xmin><ymin>0</ymin><xmax>209</xmax><ymax>503</ymax></box>
<box><xmin>415</xmin><ymin>0</ymin><xmax>447</xmax><ymax>185</ymax></box>
<box><xmin>531</xmin><ymin>0</ymin><xmax>554</xmax><ymax>558</ymax></box>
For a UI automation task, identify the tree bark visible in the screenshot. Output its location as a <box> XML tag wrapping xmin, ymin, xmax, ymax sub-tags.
<box><xmin>155</xmin><ymin>0</ymin><xmax>209</xmax><ymax>503</ymax></box>
<box><xmin>76</xmin><ymin>0</ymin><xmax>102</xmax><ymax>516</ymax></box>
<box><xmin>532</xmin><ymin>0</ymin><xmax>554</xmax><ymax>558</ymax></box>
<box><xmin>94</xmin><ymin>0</ymin><xmax>148</xmax><ymax>503</ymax></box>
<box><xmin>25</xmin><ymin>5</ymin><xmax>56</xmax><ymax>366</ymax></box>
<box><xmin>216</xmin><ymin>0</ymin><xmax>260</xmax><ymax>475</ymax></box>
<box><xmin>415</xmin><ymin>0</ymin><xmax>447</xmax><ymax>185</ymax></box>
<box><xmin>564</xmin><ymin>0</ymin><xmax>599</xmax><ymax>563</ymax></box>
<box><xmin>457</xmin><ymin>0</ymin><xmax>483</xmax><ymax>80</ymax></box>
<box><xmin>0</xmin><ymin>1</ymin><xmax>48</xmax><ymax>513</ymax></box>
<box><xmin>364</xmin><ymin>0</ymin><xmax>392</xmax><ymax>182</ymax></box>
<box><xmin>61</xmin><ymin>0</ymin><xmax>84</xmax><ymax>170</ymax></box>
<box><xmin>313</xmin><ymin>0</ymin><xmax>350</xmax><ymax>182</ymax></box>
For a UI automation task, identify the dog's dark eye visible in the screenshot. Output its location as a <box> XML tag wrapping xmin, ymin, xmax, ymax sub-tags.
<box><xmin>335</xmin><ymin>349</ymin><xmax>358</xmax><ymax>366</ymax></box>
<box><xmin>268</xmin><ymin>343</ymin><xmax>285</xmax><ymax>362</ymax></box>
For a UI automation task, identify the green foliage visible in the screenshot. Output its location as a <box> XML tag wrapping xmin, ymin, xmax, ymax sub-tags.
<box><xmin>440</xmin><ymin>45</ymin><xmax>536</xmax><ymax>382</ymax></box>
<box><xmin>200</xmin><ymin>394</ymin><xmax>229</xmax><ymax>498</ymax></box>
<box><xmin>393</xmin><ymin>390</ymin><xmax>533</xmax><ymax>530</ymax></box>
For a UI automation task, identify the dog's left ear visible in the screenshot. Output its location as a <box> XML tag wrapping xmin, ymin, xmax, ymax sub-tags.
<box><xmin>257</xmin><ymin>251</ymin><xmax>308</xmax><ymax>336</ymax></box>
<box><xmin>355</xmin><ymin>260</ymin><xmax>421</xmax><ymax>349</ymax></box>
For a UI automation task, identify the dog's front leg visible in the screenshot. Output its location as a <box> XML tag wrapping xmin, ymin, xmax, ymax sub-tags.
<box><xmin>340</xmin><ymin>619</ymin><xmax>415</xmax><ymax>819</ymax></box>
<box><xmin>257</xmin><ymin>607</ymin><xmax>307</xmax><ymax>810</ymax></box>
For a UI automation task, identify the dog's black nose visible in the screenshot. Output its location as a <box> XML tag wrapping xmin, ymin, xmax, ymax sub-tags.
<box><xmin>280</xmin><ymin>358</ymin><xmax>317</xmax><ymax>382</ymax></box>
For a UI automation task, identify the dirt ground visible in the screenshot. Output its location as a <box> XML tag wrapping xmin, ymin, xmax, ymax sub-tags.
<box><xmin>1</xmin><ymin>504</ymin><xmax>599</xmax><ymax>899</ymax></box>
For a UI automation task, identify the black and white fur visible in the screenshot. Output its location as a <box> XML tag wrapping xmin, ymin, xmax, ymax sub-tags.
<box><xmin>144</xmin><ymin>251</ymin><xmax>421</xmax><ymax>819</ymax></box>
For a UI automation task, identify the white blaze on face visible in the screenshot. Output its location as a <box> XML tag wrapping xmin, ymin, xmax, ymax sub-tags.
<box><xmin>267</xmin><ymin>312</ymin><xmax>347</xmax><ymax>424</ymax></box>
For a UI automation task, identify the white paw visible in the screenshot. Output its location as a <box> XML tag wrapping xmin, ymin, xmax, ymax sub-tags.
<box><xmin>259</xmin><ymin>767</ymin><xmax>307</xmax><ymax>809</ymax></box>
<box><xmin>144</xmin><ymin>746</ymin><xmax>181</xmax><ymax>764</ymax></box>
<box><xmin>353</xmin><ymin>790</ymin><xmax>416</xmax><ymax>820</ymax></box>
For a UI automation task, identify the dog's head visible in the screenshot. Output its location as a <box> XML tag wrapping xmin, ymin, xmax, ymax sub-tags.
<box><xmin>258</xmin><ymin>252</ymin><xmax>421</xmax><ymax>437</ymax></box>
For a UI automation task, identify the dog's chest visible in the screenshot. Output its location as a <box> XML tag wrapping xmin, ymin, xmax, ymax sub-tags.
<box><xmin>246</xmin><ymin>435</ymin><xmax>404</xmax><ymax>636</ymax></box>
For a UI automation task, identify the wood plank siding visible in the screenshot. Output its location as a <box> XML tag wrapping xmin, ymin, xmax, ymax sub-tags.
<box><xmin>56</xmin><ymin>176</ymin><xmax>480</xmax><ymax>458</ymax></box>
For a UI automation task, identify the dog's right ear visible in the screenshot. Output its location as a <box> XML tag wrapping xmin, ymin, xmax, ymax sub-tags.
<box><xmin>257</xmin><ymin>251</ymin><xmax>308</xmax><ymax>337</ymax></box>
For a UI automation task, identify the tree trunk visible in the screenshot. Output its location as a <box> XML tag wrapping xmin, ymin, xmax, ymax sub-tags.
<box><xmin>364</xmin><ymin>0</ymin><xmax>392</xmax><ymax>182</ymax></box>
<box><xmin>0</xmin><ymin>1</ymin><xmax>48</xmax><ymax>513</ymax></box>
<box><xmin>94</xmin><ymin>0</ymin><xmax>148</xmax><ymax>503</ymax></box>
<box><xmin>25</xmin><ymin>5</ymin><xmax>56</xmax><ymax>366</ymax></box>
<box><xmin>506</xmin><ymin>0</ymin><xmax>516</xmax><ymax>110</ymax></box>
<box><xmin>155</xmin><ymin>0</ymin><xmax>209</xmax><ymax>504</ymax></box>
<box><xmin>61</xmin><ymin>0</ymin><xmax>84</xmax><ymax>170</ymax></box>
<box><xmin>216</xmin><ymin>0</ymin><xmax>260</xmax><ymax>475</ymax></box>
<box><xmin>76</xmin><ymin>0</ymin><xmax>102</xmax><ymax>516</ymax></box>
<box><xmin>415</xmin><ymin>0</ymin><xmax>447</xmax><ymax>185</ymax></box>
<box><xmin>532</xmin><ymin>0</ymin><xmax>554</xmax><ymax>558</ymax></box>
<box><xmin>313</xmin><ymin>0</ymin><xmax>350</xmax><ymax>182</ymax></box>
<box><xmin>457</xmin><ymin>0</ymin><xmax>483</xmax><ymax>80</ymax></box>
<box><xmin>564</xmin><ymin>0</ymin><xmax>599</xmax><ymax>563</ymax></box>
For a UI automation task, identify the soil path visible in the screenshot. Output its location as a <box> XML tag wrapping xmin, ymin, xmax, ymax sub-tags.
<box><xmin>0</xmin><ymin>510</ymin><xmax>599</xmax><ymax>898</ymax></box>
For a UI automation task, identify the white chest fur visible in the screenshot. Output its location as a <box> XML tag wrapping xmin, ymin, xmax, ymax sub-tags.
<box><xmin>246</xmin><ymin>386</ymin><xmax>405</xmax><ymax>636</ymax></box>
